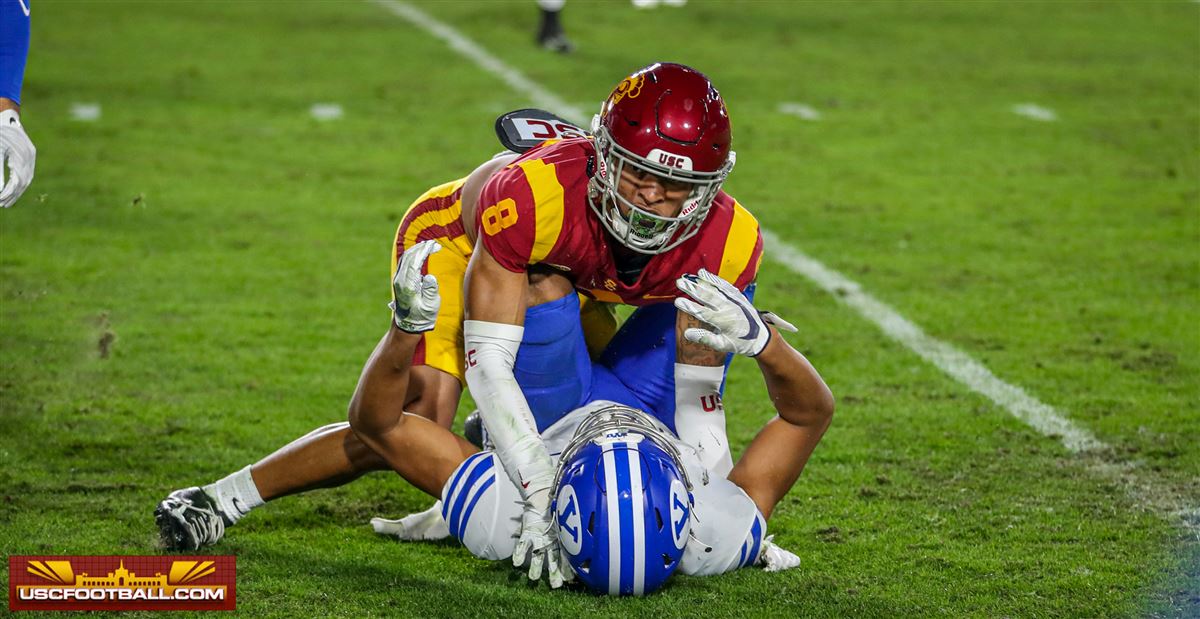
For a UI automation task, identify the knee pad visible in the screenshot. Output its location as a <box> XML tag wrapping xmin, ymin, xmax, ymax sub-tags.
<box><xmin>440</xmin><ymin>452</ymin><xmax>521</xmax><ymax>561</ymax></box>
<box><xmin>514</xmin><ymin>294</ymin><xmax>592</xmax><ymax>431</ymax></box>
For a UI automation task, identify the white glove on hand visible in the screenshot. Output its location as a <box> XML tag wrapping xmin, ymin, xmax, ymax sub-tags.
<box><xmin>758</xmin><ymin>535</ymin><xmax>802</xmax><ymax>572</ymax></box>
<box><xmin>389</xmin><ymin>240</ymin><xmax>442</xmax><ymax>333</ymax></box>
<box><xmin>370</xmin><ymin>501</ymin><xmax>450</xmax><ymax>541</ymax></box>
<box><xmin>0</xmin><ymin>109</ymin><xmax>36</xmax><ymax>208</ymax></box>
<box><xmin>512</xmin><ymin>476</ymin><xmax>571</xmax><ymax>588</ymax></box>
<box><xmin>674</xmin><ymin>268</ymin><xmax>797</xmax><ymax>357</ymax></box>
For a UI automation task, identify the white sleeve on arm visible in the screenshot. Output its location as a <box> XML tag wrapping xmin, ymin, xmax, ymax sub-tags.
<box><xmin>463</xmin><ymin>320</ymin><xmax>556</xmax><ymax>500</ymax></box>
<box><xmin>673</xmin><ymin>363</ymin><xmax>734</xmax><ymax>478</ymax></box>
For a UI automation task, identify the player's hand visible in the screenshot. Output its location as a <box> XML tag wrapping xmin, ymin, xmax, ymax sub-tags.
<box><xmin>0</xmin><ymin>109</ymin><xmax>36</xmax><ymax>208</ymax></box>
<box><xmin>512</xmin><ymin>488</ymin><xmax>569</xmax><ymax>588</ymax></box>
<box><xmin>758</xmin><ymin>535</ymin><xmax>802</xmax><ymax>572</ymax></box>
<box><xmin>674</xmin><ymin>268</ymin><xmax>797</xmax><ymax>357</ymax></box>
<box><xmin>389</xmin><ymin>240</ymin><xmax>441</xmax><ymax>333</ymax></box>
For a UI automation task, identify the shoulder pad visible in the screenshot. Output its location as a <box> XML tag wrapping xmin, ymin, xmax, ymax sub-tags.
<box><xmin>495</xmin><ymin>108</ymin><xmax>588</xmax><ymax>153</ymax></box>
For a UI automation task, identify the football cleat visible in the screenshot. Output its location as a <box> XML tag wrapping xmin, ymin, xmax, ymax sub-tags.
<box><xmin>462</xmin><ymin>409</ymin><xmax>490</xmax><ymax>450</ymax></box>
<box><xmin>155</xmin><ymin>487</ymin><xmax>228</xmax><ymax>550</ymax></box>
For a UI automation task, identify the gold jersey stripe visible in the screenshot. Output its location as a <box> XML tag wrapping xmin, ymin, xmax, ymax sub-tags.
<box><xmin>391</xmin><ymin>178</ymin><xmax>466</xmax><ymax>278</ymax></box>
<box><xmin>421</xmin><ymin>247</ymin><xmax>468</xmax><ymax>375</ymax></box>
<box><xmin>518</xmin><ymin>158</ymin><xmax>566</xmax><ymax>263</ymax></box>
<box><xmin>717</xmin><ymin>200</ymin><xmax>760</xmax><ymax>285</ymax></box>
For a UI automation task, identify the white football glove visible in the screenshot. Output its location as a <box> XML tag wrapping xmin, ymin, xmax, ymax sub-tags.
<box><xmin>370</xmin><ymin>501</ymin><xmax>450</xmax><ymax>541</ymax></box>
<box><xmin>389</xmin><ymin>240</ymin><xmax>442</xmax><ymax>333</ymax></box>
<box><xmin>674</xmin><ymin>268</ymin><xmax>797</xmax><ymax>357</ymax></box>
<box><xmin>0</xmin><ymin>109</ymin><xmax>36</xmax><ymax>208</ymax></box>
<box><xmin>512</xmin><ymin>474</ymin><xmax>572</xmax><ymax>588</ymax></box>
<box><xmin>758</xmin><ymin>535</ymin><xmax>802</xmax><ymax>572</ymax></box>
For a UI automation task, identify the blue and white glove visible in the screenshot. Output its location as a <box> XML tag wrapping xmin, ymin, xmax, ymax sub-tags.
<box><xmin>389</xmin><ymin>240</ymin><xmax>441</xmax><ymax>333</ymax></box>
<box><xmin>0</xmin><ymin>109</ymin><xmax>35</xmax><ymax>208</ymax></box>
<box><xmin>674</xmin><ymin>268</ymin><xmax>797</xmax><ymax>357</ymax></box>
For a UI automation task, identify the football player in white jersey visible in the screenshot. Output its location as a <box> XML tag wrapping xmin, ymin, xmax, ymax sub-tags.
<box><xmin>435</xmin><ymin>400</ymin><xmax>801</xmax><ymax>595</ymax></box>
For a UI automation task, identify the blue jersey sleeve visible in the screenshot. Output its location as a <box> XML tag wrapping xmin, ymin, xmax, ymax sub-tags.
<box><xmin>0</xmin><ymin>0</ymin><xmax>32</xmax><ymax>103</ymax></box>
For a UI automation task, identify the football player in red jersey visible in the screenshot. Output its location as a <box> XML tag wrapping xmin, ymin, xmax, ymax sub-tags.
<box><xmin>156</xmin><ymin>64</ymin><xmax>834</xmax><ymax>589</ymax></box>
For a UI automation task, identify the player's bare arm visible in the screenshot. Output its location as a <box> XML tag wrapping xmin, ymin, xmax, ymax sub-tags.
<box><xmin>675</xmin><ymin>270</ymin><xmax>834</xmax><ymax>520</ymax></box>
<box><xmin>727</xmin><ymin>325</ymin><xmax>834</xmax><ymax>519</ymax></box>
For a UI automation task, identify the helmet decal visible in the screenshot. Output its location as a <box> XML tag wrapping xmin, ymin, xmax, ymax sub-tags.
<box><xmin>646</xmin><ymin>148</ymin><xmax>693</xmax><ymax>171</ymax></box>
<box><xmin>609</xmin><ymin>75</ymin><xmax>646</xmax><ymax>107</ymax></box>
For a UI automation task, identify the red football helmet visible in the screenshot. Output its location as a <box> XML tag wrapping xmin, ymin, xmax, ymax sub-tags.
<box><xmin>589</xmin><ymin>63</ymin><xmax>736</xmax><ymax>254</ymax></box>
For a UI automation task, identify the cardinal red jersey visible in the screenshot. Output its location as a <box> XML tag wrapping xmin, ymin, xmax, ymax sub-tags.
<box><xmin>477</xmin><ymin>138</ymin><xmax>762</xmax><ymax>304</ymax></box>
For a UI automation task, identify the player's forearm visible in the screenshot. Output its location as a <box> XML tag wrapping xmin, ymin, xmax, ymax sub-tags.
<box><xmin>347</xmin><ymin>328</ymin><xmax>421</xmax><ymax>434</ymax></box>
<box><xmin>728</xmin><ymin>327</ymin><xmax>834</xmax><ymax>519</ymax></box>
<box><xmin>730</xmin><ymin>416</ymin><xmax>828</xmax><ymax>520</ymax></box>
<box><xmin>0</xmin><ymin>98</ymin><xmax>17</xmax><ymax>113</ymax></box>
<box><xmin>757</xmin><ymin>326</ymin><xmax>835</xmax><ymax>428</ymax></box>
<box><xmin>463</xmin><ymin>247</ymin><xmax>556</xmax><ymax>501</ymax></box>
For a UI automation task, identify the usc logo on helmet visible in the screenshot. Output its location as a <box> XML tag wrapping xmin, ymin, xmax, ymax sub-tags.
<box><xmin>609</xmin><ymin>75</ymin><xmax>645</xmax><ymax>106</ymax></box>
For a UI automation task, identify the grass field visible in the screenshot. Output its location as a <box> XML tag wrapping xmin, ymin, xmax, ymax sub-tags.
<box><xmin>1</xmin><ymin>1</ymin><xmax>1197</xmax><ymax>616</ymax></box>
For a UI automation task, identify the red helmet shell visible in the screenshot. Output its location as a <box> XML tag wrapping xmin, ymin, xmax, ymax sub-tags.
<box><xmin>598</xmin><ymin>63</ymin><xmax>731</xmax><ymax>174</ymax></box>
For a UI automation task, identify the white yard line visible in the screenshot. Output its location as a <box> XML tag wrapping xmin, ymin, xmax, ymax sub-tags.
<box><xmin>1012</xmin><ymin>103</ymin><xmax>1058</xmax><ymax>122</ymax></box>
<box><xmin>761</xmin><ymin>229</ymin><xmax>1104</xmax><ymax>453</ymax></box>
<box><xmin>778</xmin><ymin>102</ymin><xmax>822</xmax><ymax>121</ymax></box>
<box><xmin>310</xmin><ymin>103</ymin><xmax>344</xmax><ymax>121</ymax></box>
<box><xmin>70</xmin><ymin>103</ymin><xmax>101</xmax><ymax>122</ymax></box>
<box><xmin>368</xmin><ymin>0</ymin><xmax>1198</xmax><ymax>537</ymax></box>
<box><xmin>370</xmin><ymin>0</ymin><xmax>589</xmax><ymax>124</ymax></box>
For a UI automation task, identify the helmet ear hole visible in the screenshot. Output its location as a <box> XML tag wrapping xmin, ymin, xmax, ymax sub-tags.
<box><xmin>587</xmin><ymin>511</ymin><xmax>595</xmax><ymax>535</ymax></box>
<box><xmin>579</xmin><ymin>559</ymin><xmax>591</xmax><ymax>574</ymax></box>
<box><xmin>662</xmin><ymin>554</ymin><xmax>672</xmax><ymax>568</ymax></box>
<box><xmin>655</xmin><ymin>507</ymin><xmax>664</xmax><ymax>531</ymax></box>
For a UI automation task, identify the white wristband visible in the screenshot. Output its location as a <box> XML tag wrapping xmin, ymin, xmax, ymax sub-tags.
<box><xmin>463</xmin><ymin>320</ymin><xmax>556</xmax><ymax>503</ymax></box>
<box><xmin>673</xmin><ymin>363</ymin><xmax>733</xmax><ymax>477</ymax></box>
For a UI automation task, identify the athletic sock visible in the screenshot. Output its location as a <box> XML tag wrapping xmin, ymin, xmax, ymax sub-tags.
<box><xmin>203</xmin><ymin>465</ymin><xmax>265</xmax><ymax>525</ymax></box>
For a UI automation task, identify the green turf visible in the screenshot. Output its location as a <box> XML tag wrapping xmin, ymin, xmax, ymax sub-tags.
<box><xmin>1</xmin><ymin>1</ymin><xmax>1197</xmax><ymax>617</ymax></box>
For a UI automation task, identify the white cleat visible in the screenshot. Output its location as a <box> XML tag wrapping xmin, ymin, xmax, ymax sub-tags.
<box><xmin>371</xmin><ymin>501</ymin><xmax>451</xmax><ymax>541</ymax></box>
<box><xmin>758</xmin><ymin>535</ymin><xmax>801</xmax><ymax>572</ymax></box>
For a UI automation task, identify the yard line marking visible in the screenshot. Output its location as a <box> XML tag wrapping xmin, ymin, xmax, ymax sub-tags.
<box><xmin>1012</xmin><ymin>103</ymin><xmax>1058</xmax><ymax>122</ymax></box>
<box><xmin>370</xmin><ymin>0</ymin><xmax>1198</xmax><ymax>537</ymax></box>
<box><xmin>760</xmin><ymin>229</ymin><xmax>1104</xmax><ymax>452</ymax></box>
<box><xmin>778</xmin><ymin>102</ymin><xmax>822</xmax><ymax>121</ymax></box>
<box><xmin>310</xmin><ymin>103</ymin><xmax>344</xmax><ymax>121</ymax></box>
<box><xmin>70</xmin><ymin>103</ymin><xmax>101</xmax><ymax>122</ymax></box>
<box><xmin>370</xmin><ymin>0</ymin><xmax>589</xmax><ymax>124</ymax></box>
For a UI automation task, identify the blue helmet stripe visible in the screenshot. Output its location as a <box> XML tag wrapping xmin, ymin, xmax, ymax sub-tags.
<box><xmin>447</xmin><ymin>455</ymin><xmax>495</xmax><ymax>539</ymax></box>
<box><xmin>457</xmin><ymin>475</ymin><xmax>496</xmax><ymax>540</ymax></box>
<box><xmin>614</xmin><ymin>444</ymin><xmax>636</xmax><ymax>595</ymax></box>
